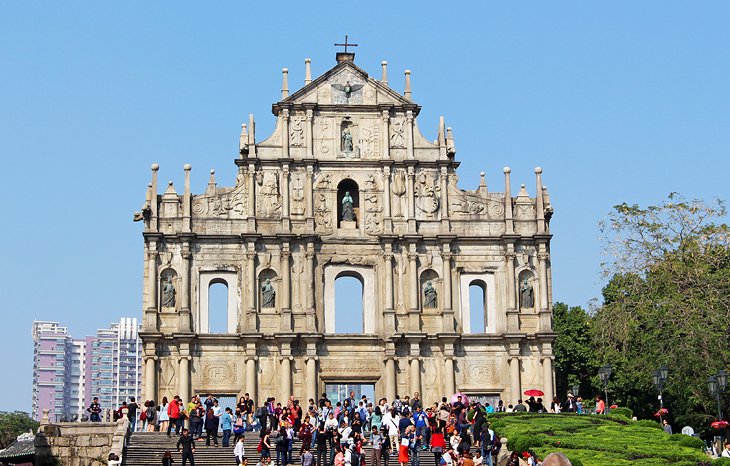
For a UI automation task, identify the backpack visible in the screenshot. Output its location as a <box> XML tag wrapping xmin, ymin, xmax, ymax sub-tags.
<box><xmin>392</xmin><ymin>399</ymin><xmax>403</xmax><ymax>413</ymax></box>
<box><xmin>140</xmin><ymin>410</ymin><xmax>147</xmax><ymax>421</ymax></box>
<box><xmin>350</xmin><ymin>450</ymin><xmax>361</xmax><ymax>466</ymax></box>
<box><xmin>256</xmin><ymin>406</ymin><xmax>266</xmax><ymax>418</ymax></box>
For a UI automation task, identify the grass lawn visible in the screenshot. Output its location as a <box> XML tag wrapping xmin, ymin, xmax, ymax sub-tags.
<box><xmin>489</xmin><ymin>413</ymin><xmax>711</xmax><ymax>466</ymax></box>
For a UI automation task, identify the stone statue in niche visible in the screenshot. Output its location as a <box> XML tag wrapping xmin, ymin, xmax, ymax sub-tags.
<box><xmin>341</xmin><ymin>192</ymin><xmax>355</xmax><ymax>221</ymax></box>
<box><xmin>342</xmin><ymin>128</ymin><xmax>353</xmax><ymax>153</ymax></box>
<box><xmin>390</xmin><ymin>120</ymin><xmax>406</xmax><ymax>148</ymax></box>
<box><xmin>162</xmin><ymin>277</ymin><xmax>176</xmax><ymax>308</ymax></box>
<box><xmin>291</xmin><ymin>175</ymin><xmax>305</xmax><ymax>215</ymax></box>
<box><xmin>520</xmin><ymin>277</ymin><xmax>534</xmax><ymax>309</ymax></box>
<box><xmin>290</xmin><ymin>118</ymin><xmax>304</xmax><ymax>147</ymax></box>
<box><xmin>423</xmin><ymin>281</ymin><xmax>437</xmax><ymax>309</ymax></box>
<box><xmin>261</xmin><ymin>279</ymin><xmax>276</xmax><ymax>308</ymax></box>
<box><xmin>257</xmin><ymin>172</ymin><xmax>282</xmax><ymax>217</ymax></box>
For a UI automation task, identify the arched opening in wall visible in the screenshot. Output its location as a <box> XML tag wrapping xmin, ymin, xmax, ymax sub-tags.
<box><xmin>259</xmin><ymin>269</ymin><xmax>278</xmax><ymax>311</ymax></box>
<box><xmin>469</xmin><ymin>280</ymin><xmax>487</xmax><ymax>333</ymax></box>
<box><xmin>334</xmin><ymin>272</ymin><xmax>364</xmax><ymax>333</ymax></box>
<box><xmin>420</xmin><ymin>269</ymin><xmax>440</xmax><ymax>310</ymax></box>
<box><xmin>208</xmin><ymin>279</ymin><xmax>229</xmax><ymax>333</ymax></box>
<box><xmin>336</xmin><ymin>179</ymin><xmax>359</xmax><ymax>228</ymax></box>
<box><xmin>518</xmin><ymin>270</ymin><xmax>536</xmax><ymax>311</ymax></box>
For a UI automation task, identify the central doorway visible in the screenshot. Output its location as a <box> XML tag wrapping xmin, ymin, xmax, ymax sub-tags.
<box><xmin>325</xmin><ymin>383</ymin><xmax>375</xmax><ymax>404</ymax></box>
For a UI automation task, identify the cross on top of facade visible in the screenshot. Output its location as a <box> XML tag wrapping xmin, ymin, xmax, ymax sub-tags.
<box><xmin>334</xmin><ymin>35</ymin><xmax>358</xmax><ymax>53</ymax></box>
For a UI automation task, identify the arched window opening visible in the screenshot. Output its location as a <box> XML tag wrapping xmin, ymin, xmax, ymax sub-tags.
<box><xmin>334</xmin><ymin>274</ymin><xmax>364</xmax><ymax>333</ymax></box>
<box><xmin>469</xmin><ymin>281</ymin><xmax>487</xmax><ymax>333</ymax></box>
<box><xmin>208</xmin><ymin>280</ymin><xmax>229</xmax><ymax>334</ymax></box>
<box><xmin>337</xmin><ymin>179</ymin><xmax>359</xmax><ymax>228</ymax></box>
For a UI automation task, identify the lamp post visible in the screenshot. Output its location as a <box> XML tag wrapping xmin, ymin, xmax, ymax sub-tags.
<box><xmin>598</xmin><ymin>363</ymin><xmax>612</xmax><ymax>414</ymax></box>
<box><xmin>572</xmin><ymin>383</ymin><xmax>580</xmax><ymax>398</ymax></box>
<box><xmin>652</xmin><ymin>365</ymin><xmax>669</xmax><ymax>423</ymax></box>
<box><xmin>708</xmin><ymin>370</ymin><xmax>728</xmax><ymax>421</ymax></box>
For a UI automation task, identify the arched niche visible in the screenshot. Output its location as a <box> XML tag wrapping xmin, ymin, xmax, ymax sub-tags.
<box><xmin>324</xmin><ymin>265</ymin><xmax>375</xmax><ymax>334</ymax></box>
<box><xmin>459</xmin><ymin>273</ymin><xmax>497</xmax><ymax>334</ymax></box>
<box><xmin>517</xmin><ymin>269</ymin><xmax>536</xmax><ymax>311</ymax></box>
<box><xmin>336</xmin><ymin>178</ymin><xmax>360</xmax><ymax>228</ymax></box>
<box><xmin>419</xmin><ymin>269</ymin><xmax>440</xmax><ymax>311</ymax></box>
<box><xmin>198</xmin><ymin>271</ymin><xmax>239</xmax><ymax>334</ymax></box>
<box><xmin>160</xmin><ymin>268</ymin><xmax>178</xmax><ymax>310</ymax></box>
<box><xmin>259</xmin><ymin>269</ymin><xmax>278</xmax><ymax>311</ymax></box>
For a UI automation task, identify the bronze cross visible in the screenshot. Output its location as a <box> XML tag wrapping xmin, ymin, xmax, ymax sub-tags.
<box><xmin>334</xmin><ymin>35</ymin><xmax>359</xmax><ymax>53</ymax></box>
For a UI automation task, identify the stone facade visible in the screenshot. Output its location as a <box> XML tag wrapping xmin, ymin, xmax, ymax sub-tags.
<box><xmin>137</xmin><ymin>53</ymin><xmax>556</xmax><ymax>407</ymax></box>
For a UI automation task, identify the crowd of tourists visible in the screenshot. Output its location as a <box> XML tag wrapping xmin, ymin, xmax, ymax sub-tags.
<box><xmin>90</xmin><ymin>390</ymin><xmax>604</xmax><ymax>466</ymax></box>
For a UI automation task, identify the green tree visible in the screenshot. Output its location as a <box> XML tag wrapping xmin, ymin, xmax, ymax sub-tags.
<box><xmin>553</xmin><ymin>302</ymin><xmax>598</xmax><ymax>400</ymax></box>
<box><xmin>594</xmin><ymin>193</ymin><xmax>729</xmax><ymax>425</ymax></box>
<box><xmin>0</xmin><ymin>411</ymin><xmax>39</xmax><ymax>449</ymax></box>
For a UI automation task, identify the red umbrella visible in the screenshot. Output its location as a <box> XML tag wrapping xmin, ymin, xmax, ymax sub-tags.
<box><xmin>523</xmin><ymin>389</ymin><xmax>544</xmax><ymax>397</ymax></box>
<box><xmin>711</xmin><ymin>420</ymin><xmax>729</xmax><ymax>429</ymax></box>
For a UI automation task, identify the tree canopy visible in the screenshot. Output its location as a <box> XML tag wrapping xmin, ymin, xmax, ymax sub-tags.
<box><xmin>0</xmin><ymin>411</ymin><xmax>38</xmax><ymax>450</ymax></box>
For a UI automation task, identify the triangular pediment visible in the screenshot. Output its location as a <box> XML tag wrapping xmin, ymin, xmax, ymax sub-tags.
<box><xmin>274</xmin><ymin>60</ymin><xmax>417</xmax><ymax>111</ymax></box>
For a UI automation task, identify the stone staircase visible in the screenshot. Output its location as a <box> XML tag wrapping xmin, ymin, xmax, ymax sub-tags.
<box><xmin>122</xmin><ymin>431</ymin><xmax>444</xmax><ymax>466</ymax></box>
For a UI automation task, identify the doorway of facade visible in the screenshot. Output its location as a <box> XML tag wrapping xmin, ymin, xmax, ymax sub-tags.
<box><xmin>204</xmin><ymin>394</ymin><xmax>237</xmax><ymax>432</ymax></box>
<box><xmin>468</xmin><ymin>394</ymin><xmax>501</xmax><ymax>409</ymax></box>
<box><xmin>324</xmin><ymin>383</ymin><xmax>375</xmax><ymax>404</ymax></box>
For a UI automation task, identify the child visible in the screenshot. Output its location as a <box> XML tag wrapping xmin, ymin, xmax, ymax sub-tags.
<box><xmin>162</xmin><ymin>450</ymin><xmax>174</xmax><ymax>466</ymax></box>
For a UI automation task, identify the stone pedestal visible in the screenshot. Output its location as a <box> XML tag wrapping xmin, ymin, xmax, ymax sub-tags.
<box><xmin>340</xmin><ymin>220</ymin><xmax>357</xmax><ymax>230</ymax></box>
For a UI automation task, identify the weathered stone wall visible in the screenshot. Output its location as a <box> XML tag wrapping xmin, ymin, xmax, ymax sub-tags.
<box><xmin>34</xmin><ymin>410</ymin><xmax>129</xmax><ymax>466</ymax></box>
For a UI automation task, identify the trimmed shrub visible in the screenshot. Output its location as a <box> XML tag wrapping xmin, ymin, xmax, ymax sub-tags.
<box><xmin>566</xmin><ymin>457</ymin><xmax>584</xmax><ymax>466</ymax></box>
<box><xmin>610</xmin><ymin>407</ymin><xmax>633</xmax><ymax>419</ymax></box>
<box><xmin>677</xmin><ymin>435</ymin><xmax>705</xmax><ymax>449</ymax></box>
<box><xmin>508</xmin><ymin>433</ymin><xmax>544</xmax><ymax>453</ymax></box>
<box><xmin>714</xmin><ymin>459</ymin><xmax>730</xmax><ymax>466</ymax></box>
<box><xmin>635</xmin><ymin>419</ymin><xmax>663</xmax><ymax>429</ymax></box>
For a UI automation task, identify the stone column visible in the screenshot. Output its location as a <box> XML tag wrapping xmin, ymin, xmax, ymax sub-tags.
<box><xmin>384</xmin><ymin>357</ymin><xmax>396</xmax><ymax>401</ymax></box>
<box><xmin>407</xmin><ymin>244</ymin><xmax>419</xmax><ymax>331</ymax></box>
<box><xmin>441</xmin><ymin>244</ymin><xmax>454</xmax><ymax>332</ymax></box>
<box><xmin>444</xmin><ymin>358</ymin><xmax>455</xmax><ymax>396</ymax></box>
<box><xmin>535</xmin><ymin>167</ymin><xmax>545</xmax><ymax>233</ymax></box>
<box><xmin>281</xmin><ymin>109</ymin><xmax>290</xmax><ymax>157</ymax></box>
<box><xmin>147</xmin><ymin>248</ymin><xmax>158</xmax><ymax>310</ymax></box>
<box><xmin>383</xmin><ymin>249</ymin><xmax>394</xmax><ymax>333</ymax></box>
<box><xmin>281</xmin><ymin>357</ymin><xmax>292</xmax><ymax>400</ymax></box>
<box><xmin>305</xmin><ymin>165</ymin><xmax>314</xmax><ymax>231</ymax></box>
<box><xmin>247</xmin><ymin>163</ymin><xmax>256</xmax><ymax>231</ymax></box>
<box><xmin>179</xmin><ymin>244</ymin><xmax>192</xmax><ymax>332</ymax></box>
<box><xmin>305</xmin><ymin>109</ymin><xmax>314</xmax><ymax>158</ymax></box>
<box><xmin>406</xmin><ymin>110</ymin><xmax>414</xmax><ymax>159</ymax></box>
<box><xmin>537</xmin><ymin>247</ymin><xmax>551</xmax><ymax>331</ymax></box>
<box><xmin>305</xmin><ymin>241</ymin><xmax>316</xmax><ymax>331</ymax></box>
<box><xmin>383</xmin><ymin>166</ymin><xmax>392</xmax><ymax>218</ymax></box>
<box><xmin>306</xmin><ymin>357</ymin><xmax>318</xmax><ymax>403</ymax></box>
<box><xmin>505</xmin><ymin>250</ymin><xmax>519</xmax><ymax>332</ymax></box>
<box><xmin>542</xmin><ymin>356</ymin><xmax>553</xmax><ymax>405</ymax></box>
<box><xmin>406</xmin><ymin>166</ymin><xmax>415</xmax><ymax>220</ymax></box>
<box><xmin>281</xmin><ymin>165</ymin><xmax>290</xmax><ymax>221</ymax></box>
<box><xmin>503</xmin><ymin>167</ymin><xmax>514</xmax><ymax>234</ymax></box>
<box><xmin>246</xmin><ymin>357</ymin><xmax>257</xmax><ymax>400</ymax></box>
<box><xmin>280</xmin><ymin>246</ymin><xmax>292</xmax><ymax>332</ymax></box>
<box><xmin>246</xmin><ymin>245</ymin><xmax>257</xmax><ymax>330</ymax></box>
<box><xmin>381</xmin><ymin>110</ymin><xmax>390</xmax><ymax>159</ymax></box>
<box><xmin>440</xmin><ymin>167</ymin><xmax>449</xmax><ymax>222</ymax></box>
<box><xmin>144</xmin><ymin>355</ymin><xmax>157</xmax><ymax>402</ymax></box>
<box><xmin>409</xmin><ymin>357</ymin><xmax>421</xmax><ymax>396</ymax></box>
<box><xmin>178</xmin><ymin>348</ymin><xmax>191</xmax><ymax>403</ymax></box>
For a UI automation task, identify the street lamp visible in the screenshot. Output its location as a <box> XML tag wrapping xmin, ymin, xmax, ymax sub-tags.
<box><xmin>572</xmin><ymin>383</ymin><xmax>580</xmax><ymax>398</ymax></box>
<box><xmin>707</xmin><ymin>371</ymin><xmax>728</xmax><ymax>421</ymax></box>
<box><xmin>598</xmin><ymin>363</ymin><xmax>612</xmax><ymax>414</ymax></box>
<box><xmin>652</xmin><ymin>365</ymin><xmax>669</xmax><ymax>423</ymax></box>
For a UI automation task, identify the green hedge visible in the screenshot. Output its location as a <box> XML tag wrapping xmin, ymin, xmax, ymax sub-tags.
<box><xmin>635</xmin><ymin>419</ymin><xmax>663</xmax><ymax>429</ymax></box>
<box><xmin>713</xmin><ymin>459</ymin><xmax>730</xmax><ymax>465</ymax></box>
<box><xmin>609</xmin><ymin>407</ymin><xmax>633</xmax><ymax>419</ymax></box>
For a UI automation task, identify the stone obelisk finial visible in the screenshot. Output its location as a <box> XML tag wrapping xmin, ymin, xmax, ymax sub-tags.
<box><xmin>281</xmin><ymin>68</ymin><xmax>289</xmax><ymax>99</ymax></box>
<box><xmin>404</xmin><ymin>70</ymin><xmax>412</xmax><ymax>100</ymax></box>
<box><xmin>304</xmin><ymin>58</ymin><xmax>312</xmax><ymax>85</ymax></box>
<box><xmin>381</xmin><ymin>61</ymin><xmax>388</xmax><ymax>85</ymax></box>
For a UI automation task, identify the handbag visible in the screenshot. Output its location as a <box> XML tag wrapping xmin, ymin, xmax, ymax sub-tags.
<box><xmin>257</xmin><ymin>439</ymin><xmax>263</xmax><ymax>453</ymax></box>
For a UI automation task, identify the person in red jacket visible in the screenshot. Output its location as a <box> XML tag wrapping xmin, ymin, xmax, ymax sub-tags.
<box><xmin>168</xmin><ymin>395</ymin><xmax>182</xmax><ymax>437</ymax></box>
<box><xmin>430</xmin><ymin>427</ymin><xmax>446</xmax><ymax>465</ymax></box>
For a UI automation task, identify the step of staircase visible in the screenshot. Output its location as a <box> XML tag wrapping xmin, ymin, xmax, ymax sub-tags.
<box><xmin>122</xmin><ymin>432</ymin><xmax>441</xmax><ymax>466</ymax></box>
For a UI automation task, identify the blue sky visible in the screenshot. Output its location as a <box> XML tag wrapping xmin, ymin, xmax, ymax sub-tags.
<box><xmin>1</xmin><ymin>2</ymin><xmax>728</xmax><ymax>413</ymax></box>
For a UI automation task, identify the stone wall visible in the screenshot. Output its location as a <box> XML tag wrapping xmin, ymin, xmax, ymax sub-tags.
<box><xmin>34</xmin><ymin>409</ymin><xmax>129</xmax><ymax>466</ymax></box>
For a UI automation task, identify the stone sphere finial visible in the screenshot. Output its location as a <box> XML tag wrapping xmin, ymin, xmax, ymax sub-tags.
<box><xmin>184</xmin><ymin>164</ymin><xmax>191</xmax><ymax>171</ymax></box>
<box><xmin>282</xmin><ymin>67</ymin><xmax>288</xmax><ymax>73</ymax></box>
<box><xmin>210</xmin><ymin>169</ymin><xmax>215</xmax><ymax>175</ymax></box>
<box><xmin>503</xmin><ymin>167</ymin><xmax>511</xmax><ymax>173</ymax></box>
<box><xmin>168</xmin><ymin>181</ymin><xmax>173</xmax><ymax>186</ymax></box>
<box><xmin>151</xmin><ymin>163</ymin><xmax>159</xmax><ymax>171</ymax></box>
<box><xmin>480</xmin><ymin>171</ymin><xmax>485</xmax><ymax>177</ymax></box>
<box><xmin>382</xmin><ymin>60</ymin><xmax>388</xmax><ymax>65</ymax></box>
<box><xmin>535</xmin><ymin>167</ymin><xmax>543</xmax><ymax>174</ymax></box>
<box><xmin>521</xmin><ymin>184</ymin><xmax>526</xmax><ymax>188</ymax></box>
<box><xmin>305</xmin><ymin>58</ymin><xmax>311</xmax><ymax>63</ymax></box>
<box><xmin>405</xmin><ymin>69</ymin><xmax>411</xmax><ymax>75</ymax></box>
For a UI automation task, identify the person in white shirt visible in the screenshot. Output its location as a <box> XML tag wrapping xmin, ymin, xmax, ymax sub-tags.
<box><xmin>440</xmin><ymin>447</ymin><xmax>454</xmax><ymax>466</ymax></box>
<box><xmin>722</xmin><ymin>442</ymin><xmax>730</xmax><ymax>458</ymax></box>
<box><xmin>233</xmin><ymin>436</ymin><xmax>246</xmax><ymax>465</ymax></box>
<box><xmin>381</xmin><ymin>408</ymin><xmax>400</xmax><ymax>455</ymax></box>
<box><xmin>325</xmin><ymin>412</ymin><xmax>339</xmax><ymax>431</ymax></box>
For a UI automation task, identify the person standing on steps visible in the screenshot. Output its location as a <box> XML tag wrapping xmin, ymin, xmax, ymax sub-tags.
<box><xmin>205</xmin><ymin>408</ymin><xmax>220</xmax><ymax>447</ymax></box>
<box><xmin>176</xmin><ymin>428</ymin><xmax>196</xmax><ymax>466</ymax></box>
<box><xmin>222</xmin><ymin>407</ymin><xmax>235</xmax><ymax>447</ymax></box>
<box><xmin>234</xmin><ymin>435</ymin><xmax>246</xmax><ymax>465</ymax></box>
